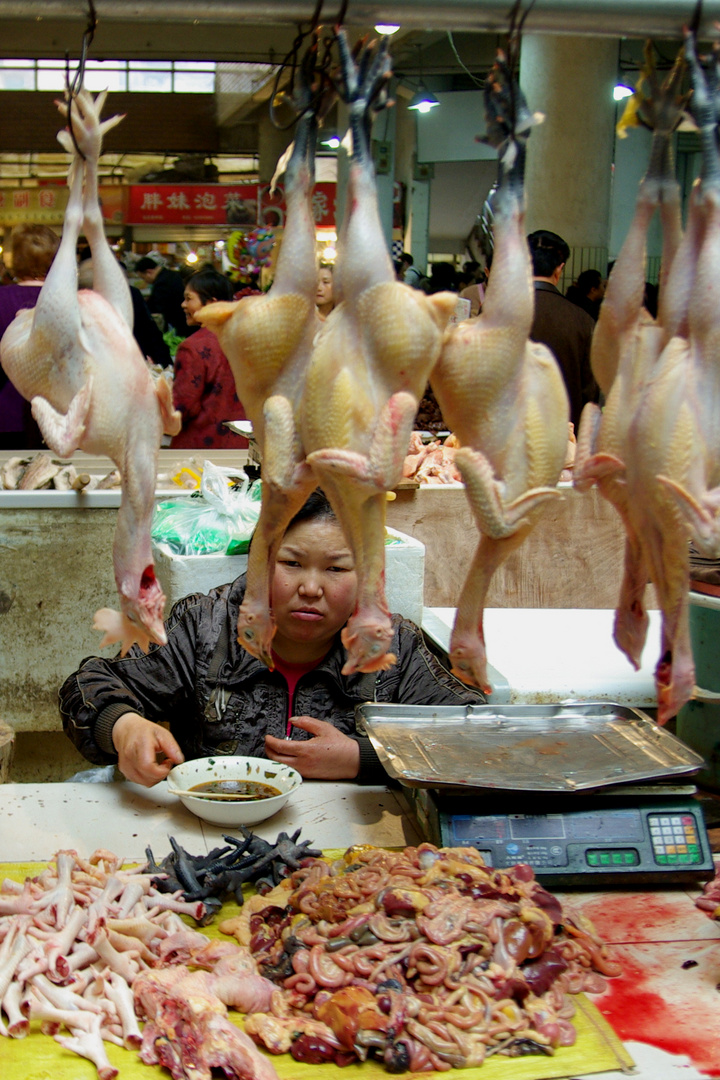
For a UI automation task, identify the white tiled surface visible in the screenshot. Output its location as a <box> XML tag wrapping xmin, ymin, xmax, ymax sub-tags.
<box><xmin>1</xmin><ymin>780</ymin><xmax>717</xmax><ymax>1078</ymax></box>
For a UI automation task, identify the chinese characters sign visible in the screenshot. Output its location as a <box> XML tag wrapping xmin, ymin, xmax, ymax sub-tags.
<box><xmin>0</xmin><ymin>187</ymin><xmax>69</xmax><ymax>225</ymax></box>
<box><xmin>127</xmin><ymin>183</ymin><xmax>336</xmax><ymax>227</ymax></box>
<box><xmin>0</xmin><ymin>186</ymin><xmax>126</xmax><ymax>226</ymax></box>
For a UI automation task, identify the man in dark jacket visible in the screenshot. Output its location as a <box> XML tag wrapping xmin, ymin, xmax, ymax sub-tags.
<box><xmin>135</xmin><ymin>255</ymin><xmax>192</xmax><ymax>338</ymax></box>
<box><xmin>61</xmin><ymin>522</ymin><xmax>484</xmax><ymax>787</ymax></box>
<box><xmin>528</xmin><ymin>230</ymin><xmax>599</xmax><ymax>432</ymax></box>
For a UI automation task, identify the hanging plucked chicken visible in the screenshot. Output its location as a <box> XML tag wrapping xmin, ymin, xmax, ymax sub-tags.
<box><xmin>300</xmin><ymin>28</ymin><xmax>456</xmax><ymax>674</ymax></box>
<box><xmin>0</xmin><ymin>89</ymin><xmax>181</xmax><ymax>654</ymax></box>
<box><xmin>428</xmin><ymin>40</ymin><xmax>569</xmax><ymax>693</ymax></box>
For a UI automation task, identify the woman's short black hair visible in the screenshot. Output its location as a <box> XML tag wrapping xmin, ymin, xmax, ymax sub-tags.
<box><xmin>286</xmin><ymin>489</ymin><xmax>337</xmax><ymax>532</ymax></box>
<box><xmin>247</xmin><ymin>488</ymin><xmax>337</xmax><ymax>558</ymax></box>
<box><xmin>186</xmin><ymin>264</ymin><xmax>234</xmax><ymax>305</ymax></box>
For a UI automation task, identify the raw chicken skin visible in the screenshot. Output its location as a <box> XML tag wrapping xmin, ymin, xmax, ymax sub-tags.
<box><xmin>430</xmin><ymin>50</ymin><xmax>569</xmax><ymax>692</ymax></box>
<box><xmin>0</xmin><ymin>89</ymin><xmax>180</xmax><ymax>654</ymax></box>
<box><xmin>196</xmin><ymin>44</ymin><xmax>325</xmax><ymax>667</ymax></box>
<box><xmin>301</xmin><ymin>30</ymin><xmax>456</xmax><ymax>674</ymax></box>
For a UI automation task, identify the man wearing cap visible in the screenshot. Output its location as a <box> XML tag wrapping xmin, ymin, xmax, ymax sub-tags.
<box><xmin>135</xmin><ymin>255</ymin><xmax>192</xmax><ymax>339</ymax></box>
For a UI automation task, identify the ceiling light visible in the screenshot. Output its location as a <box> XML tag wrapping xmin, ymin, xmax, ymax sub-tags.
<box><xmin>408</xmin><ymin>88</ymin><xmax>440</xmax><ymax>113</ymax></box>
<box><xmin>186</xmin><ymin>251</ymin><xmax>199</xmax><ymax>264</ymax></box>
<box><xmin>613</xmin><ymin>84</ymin><xmax>634</xmax><ymax>101</ymax></box>
<box><xmin>374</xmin><ymin>24</ymin><xmax>400</xmax><ymax>35</ymax></box>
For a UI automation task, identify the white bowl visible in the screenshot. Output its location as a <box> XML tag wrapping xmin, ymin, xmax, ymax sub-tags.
<box><xmin>167</xmin><ymin>756</ymin><xmax>302</xmax><ymax>827</ymax></box>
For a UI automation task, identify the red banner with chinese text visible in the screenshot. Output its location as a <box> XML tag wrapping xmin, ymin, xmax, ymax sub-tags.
<box><xmin>127</xmin><ymin>183</ymin><xmax>336</xmax><ymax>228</ymax></box>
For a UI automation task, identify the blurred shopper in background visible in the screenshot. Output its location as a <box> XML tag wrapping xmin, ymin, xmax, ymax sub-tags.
<box><xmin>0</xmin><ymin>224</ymin><xmax>60</xmax><ymax>448</ymax></box>
<box><xmin>170</xmin><ymin>265</ymin><xmax>248</xmax><ymax>449</ymax></box>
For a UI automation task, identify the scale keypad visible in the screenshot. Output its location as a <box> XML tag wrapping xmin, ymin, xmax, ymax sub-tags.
<box><xmin>648</xmin><ymin>813</ymin><xmax>702</xmax><ymax>865</ymax></box>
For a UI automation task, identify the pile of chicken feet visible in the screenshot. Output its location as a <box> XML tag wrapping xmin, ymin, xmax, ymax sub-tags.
<box><xmin>575</xmin><ymin>29</ymin><xmax>720</xmax><ymax>724</ymax></box>
<box><xmin>0</xmin><ymin>847</ymin><xmax>282</xmax><ymax>1080</ymax></box>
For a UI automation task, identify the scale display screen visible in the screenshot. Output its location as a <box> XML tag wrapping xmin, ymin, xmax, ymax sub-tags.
<box><xmin>417</xmin><ymin>791</ymin><xmax>715</xmax><ymax>887</ymax></box>
<box><xmin>453</xmin><ymin>810</ymin><xmax>645</xmax><ymax>842</ymax></box>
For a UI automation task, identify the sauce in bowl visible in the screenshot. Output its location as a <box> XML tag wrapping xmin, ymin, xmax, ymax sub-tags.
<box><xmin>189</xmin><ymin>779</ymin><xmax>281</xmax><ymax>800</ymax></box>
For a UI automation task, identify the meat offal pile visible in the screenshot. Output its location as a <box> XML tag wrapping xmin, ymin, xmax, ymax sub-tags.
<box><xmin>0</xmin><ymin>844</ymin><xmax>621</xmax><ymax>1078</ymax></box>
<box><xmin>228</xmin><ymin>843</ymin><xmax>622</xmax><ymax>1072</ymax></box>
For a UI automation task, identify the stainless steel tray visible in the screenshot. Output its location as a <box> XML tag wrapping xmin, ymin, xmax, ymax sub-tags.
<box><xmin>358</xmin><ymin>703</ymin><xmax>705</xmax><ymax>792</ymax></box>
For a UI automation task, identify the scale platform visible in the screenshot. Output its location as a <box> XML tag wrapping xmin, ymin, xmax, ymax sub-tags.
<box><xmin>358</xmin><ymin>702</ymin><xmax>715</xmax><ymax>888</ymax></box>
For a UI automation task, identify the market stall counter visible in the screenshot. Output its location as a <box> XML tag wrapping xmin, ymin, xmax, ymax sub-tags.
<box><xmin>0</xmin><ymin>449</ymin><xmax>247</xmax><ymax>745</ymax></box>
<box><xmin>0</xmin><ymin>779</ymin><xmax>717</xmax><ymax>1079</ymax></box>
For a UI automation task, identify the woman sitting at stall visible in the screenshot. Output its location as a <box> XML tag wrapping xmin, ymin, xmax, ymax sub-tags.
<box><xmin>60</xmin><ymin>490</ymin><xmax>485</xmax><ymax>787</ymax></box>
<box><xmin>170</xmin><ymin>264</ymin><xmax>249</xmax><ymax>449</ymax></box>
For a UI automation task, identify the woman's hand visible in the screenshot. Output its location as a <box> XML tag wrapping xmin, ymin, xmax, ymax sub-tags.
<box><xmin>265</xmin><ymin>716</ymin><xmax>360</xmax><ymax>779</ymax></box>
<box><xmin>112</xmin><ymin>712</ymin><xmax>184</xmax><ymax>787</ymax></box>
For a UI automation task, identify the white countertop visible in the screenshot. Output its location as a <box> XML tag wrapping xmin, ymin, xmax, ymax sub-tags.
<box><xmin>423</xmin><ymin>606</ymin><xmax>660</xmax><ymax>708</ymax></box>
<box><xmin>0</xmin><ymin>778</ymin><xmax>708</xmax><ymax>1079</ymax></box>
<box><xmin>0</xmin><ymin>780</ymin><xmax>422</xmax><ymax>863</ymax></box>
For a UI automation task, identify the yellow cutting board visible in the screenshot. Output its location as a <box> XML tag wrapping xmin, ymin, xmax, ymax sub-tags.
<box><xmin>1</xmin><ymin>860</ymin><xmax>634</xmax><ymax>1080</ymax></box>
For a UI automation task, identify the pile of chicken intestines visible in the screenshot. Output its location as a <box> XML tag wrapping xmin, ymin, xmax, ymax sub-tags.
<box><xmin>235</xmin><ymin>842</ymin><xmax>622</xmax><ymax>1072</ymax></box>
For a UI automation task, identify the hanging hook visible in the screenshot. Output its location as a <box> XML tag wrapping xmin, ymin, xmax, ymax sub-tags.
<box><xmin>64</xmin><ymin>0</ymin><xmax>98</xmax><ymax>161</ymax></box>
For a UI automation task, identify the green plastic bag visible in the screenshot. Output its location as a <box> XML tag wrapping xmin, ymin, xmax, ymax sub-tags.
<box><xmin>152</xmin><ymin>461</ymin><xmax>262</xmax><ymax>555</ymax></box>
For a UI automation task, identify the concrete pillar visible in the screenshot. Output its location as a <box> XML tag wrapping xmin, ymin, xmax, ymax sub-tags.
<box><xmin>257</xmin><ymin>115</ymin><xmax>293</xmax><ymax>185</ymax></box>
<box><xmin>374</xmin><ymin>104</ymin><xmax>397</xmax><ymax>254</ymax></box>
<box><xmin>408</xmin><ymin>175</ymin><xmax>431</xmax><ymax>274</ymax></box>
<box><xmin>520</xmin><ymin>34</ymin><xmax>618</xmax><ymax>278</ymax></box>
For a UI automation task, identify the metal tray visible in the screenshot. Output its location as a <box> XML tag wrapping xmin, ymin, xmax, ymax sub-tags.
<box><xmin>358</xmin><ymin>702</ymin><xmax>705</xmax><ymax>792</ymax></box>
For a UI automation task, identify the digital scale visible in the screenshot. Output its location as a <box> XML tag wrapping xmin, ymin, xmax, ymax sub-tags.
<box><xmin>358</xmin><ymin>702</ymin><xmax>716</xmax><ymax>888</ymax></box>
<box><xmin>407</xmin><ymin>782</ymin><xmax>714</xmax><ymax>888</ymax></box>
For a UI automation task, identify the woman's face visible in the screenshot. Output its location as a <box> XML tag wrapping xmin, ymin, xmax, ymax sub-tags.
<box><xmin>271</xmin><ymin>517</ymin><xmax>357</xmax><ymax>661</ymax></box>
<box><xmin>182</xmin><ymin>287</ymin><xmax>203</xmax><ymax>324</ymax></box>
<box><xmin>316</xmin><ymin>269</ymin><xmax>334</xmax><ymax>308</ymax></box>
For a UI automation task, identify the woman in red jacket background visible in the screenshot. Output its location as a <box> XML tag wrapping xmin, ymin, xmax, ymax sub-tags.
<box><xmin>170</xmin><ymin>265</ymin><xmax>248</xmax><ymax>449</ymax></box>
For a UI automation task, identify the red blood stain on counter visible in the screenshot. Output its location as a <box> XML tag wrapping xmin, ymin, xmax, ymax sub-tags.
<box><xmin>581</xmin><ymin>927</ymin><xmax>720</xmax><ymax>1072</ymax></box>
<box><xmin>564</xmin><ymin>891</ymin><xmax>720</xmax><ymax>1074</ymax></box>
<box><xmin>567</xmin><ymin>890</ymin><xmax>713</xmax><ymax>944</ymax></box>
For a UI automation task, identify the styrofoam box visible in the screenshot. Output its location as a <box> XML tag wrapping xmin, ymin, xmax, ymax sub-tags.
<box><xmin>152</xmin><ymin>527</ymin><xmax>426</xmax><ymax>626</ymax></box>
